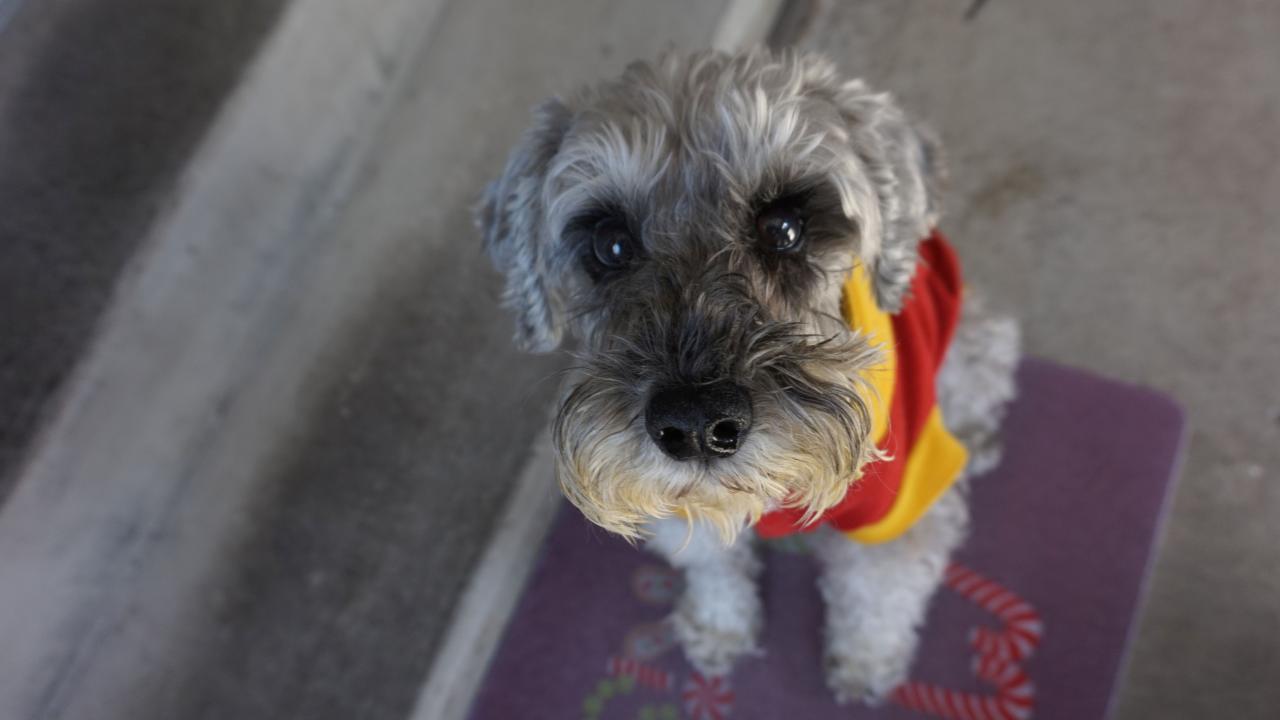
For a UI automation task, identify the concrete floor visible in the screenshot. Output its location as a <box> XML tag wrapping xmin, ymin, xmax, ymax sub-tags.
<box><xmin>799</xmin><ymin>1</ymin><xmax>1280</xmax><ymax>717</ymax></box>
<box><xmin>0</xmin><ymin>0</ymin><xmax>287</xmax><ymax>497</ymax></box>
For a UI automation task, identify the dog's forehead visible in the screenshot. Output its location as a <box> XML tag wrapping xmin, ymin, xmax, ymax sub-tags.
<box><xmin>544</xmin><ymin>56</ymin><xmax>861</xmax><ymax>235</ymax></box>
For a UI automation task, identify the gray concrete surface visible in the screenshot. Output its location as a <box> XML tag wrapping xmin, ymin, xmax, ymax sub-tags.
<box><xmin>0</xmin><ymin>0</ymin><xmax>287</xmax><ymax>498</ymax></box>
<box><xmin>798</xmin><ymin>1</ymin><xmax>1280</xmax><ymax>717</ymax></box>
<box><xmin>0</xmin><ymin>0</ymin><xmax>465</xmax><ymax>715</ymax></box>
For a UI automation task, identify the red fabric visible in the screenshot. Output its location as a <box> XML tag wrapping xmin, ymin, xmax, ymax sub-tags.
<box><xmin>754</xmin><ymin>231</ymin><xmax>964</xmax><ymax>538</ymax></box>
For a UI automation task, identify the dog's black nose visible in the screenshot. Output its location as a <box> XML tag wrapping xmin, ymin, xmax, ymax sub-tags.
<box><xmin>644</xmin><ymin>381</ymin><xmax>753</xmax><ymax>461</ymax></box>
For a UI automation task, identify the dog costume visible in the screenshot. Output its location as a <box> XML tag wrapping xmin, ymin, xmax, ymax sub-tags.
<box><xmin>754</xmin><ymin>231</ymin><xmax>967</xmax><ymax>543</ymax></box>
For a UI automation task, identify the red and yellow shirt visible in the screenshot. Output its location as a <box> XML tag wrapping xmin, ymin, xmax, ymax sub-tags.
<box><xmin>754</xmin><ymin>231</ymin><xmax>967</xmax><ymax>544</ymax></box>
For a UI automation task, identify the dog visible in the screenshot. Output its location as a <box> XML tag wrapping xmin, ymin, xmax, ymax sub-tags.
<box><xmin>478</xmin><ymin>49</ymin><xmax>1019</xmax><ymax>703</ymax></box>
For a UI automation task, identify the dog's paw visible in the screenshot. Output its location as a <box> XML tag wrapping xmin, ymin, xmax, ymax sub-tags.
<box><xmin>670</xmin><ymin>584</ymin><xmax>762</xmax><ymax>676</ymax></box>
<box><xmin>822</xmin><ymin>633</ymin><xmax>915</xmax><ymax>705</ymax></box>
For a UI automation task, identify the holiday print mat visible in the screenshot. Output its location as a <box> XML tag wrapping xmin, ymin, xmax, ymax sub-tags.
<box><xmin>468</xmin><ymin>359</ymin><xmax>1185</xmax><ymax>720</ymax></box>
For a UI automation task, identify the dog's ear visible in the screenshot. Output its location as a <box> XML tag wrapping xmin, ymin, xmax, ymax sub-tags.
<box><xmin>477</xmin><ymin>98</ymin><xmax>572</xmax><ymax>352</ymax></box>
<box><xmin>830</xmin><ymin>78</ymin><xmax>945</xmax><ymax>312</ymax></box>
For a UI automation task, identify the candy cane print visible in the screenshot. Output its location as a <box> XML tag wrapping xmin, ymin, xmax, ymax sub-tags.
<box><xmin>605</xmin><ymin>656</ymin><xmax>673</xmax><ymax>691</ymax></box>
<box><xmin>947</xmin><ymin>565</ymin><xmax>1043</xmax><ymax>663</ymax></box>
<box><xmin>894</xmin><ymin>681</ymin><xmax>1028</xmax><ymax>720</ymax></box>
<box><xmin>890</xmin><ymin>563</ymin><xmax>1041</xmax><ymax>720</ymax></box>
<box><xmin>681</xmin><ymin>673</ymin><xmax>733</xmax><ymax>720</ymax></box>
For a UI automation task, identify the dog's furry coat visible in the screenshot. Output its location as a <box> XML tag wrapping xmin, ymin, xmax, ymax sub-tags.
<box><xmin>479</xmin><ymin>49</ymin><xmax>1018</xmax><ymax>703</ymax></box>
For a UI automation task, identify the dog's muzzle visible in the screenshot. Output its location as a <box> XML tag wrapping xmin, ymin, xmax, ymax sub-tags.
<box><xmin>644</xmin><ymin>380</ymin><xmax>753</xmax><ymax>461</ymax></box>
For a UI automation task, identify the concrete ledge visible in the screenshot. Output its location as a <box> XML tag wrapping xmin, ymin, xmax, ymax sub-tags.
<box><xmin>0</xmin><ymin>0</ymin><xmax>448</xmax><ymax>716</ymax></box>
<box><xmin>410</xmin><ymin>430</ymin><xmax>561</xmax><ymax>720</ymax></box>
<box><xmin>0</xmin><ymin>0</ymin><xmax>288</xmax><ymax>496</ymax></box>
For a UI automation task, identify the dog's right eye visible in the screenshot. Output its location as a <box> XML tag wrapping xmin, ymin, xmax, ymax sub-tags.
<box><xmin>590</xmin><ymin>219</ymin><xmax>636</xmax><ymax>270</ymax></box>
<box><xmin>755</xmin><ymin>202</ymin><xmax>806</xmax><ymax>254</ymax></box>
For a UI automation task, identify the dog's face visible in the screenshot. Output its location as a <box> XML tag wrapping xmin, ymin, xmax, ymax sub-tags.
<box><xmin>479</xmin><ymin>51</ymin><xmax>941</xmax><ymax>540</ymax></box>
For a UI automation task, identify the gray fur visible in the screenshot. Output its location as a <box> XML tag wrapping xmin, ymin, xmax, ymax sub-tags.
<box><xmin>478</xmin><ymin>49</ymin><xmax>945</xmax><ymax>538</ymax></box>
<box><xmin>478</xmin><ymin>50</ymin><xmax>941</xmax><ymax>349</ymax></box>
<box><xmin>477</xmin><ymin>98</ymin><xmax>573</xmax><ymax>351</ymax></box>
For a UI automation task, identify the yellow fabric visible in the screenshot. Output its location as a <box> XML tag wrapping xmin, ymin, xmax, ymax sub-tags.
<box><xmin>837</xmin><ymin>264</ymin><xmax>969</xmax><ymax>545</ymax></box>
<box><xmin>846</xmin><ymin>407</ymin><xmax>968</xmax><ymax>543</ymax></box>
<box><xmin>839</xmin><ymin>264</ymin><xmax>894</xmax><ymax>443</ymax></box>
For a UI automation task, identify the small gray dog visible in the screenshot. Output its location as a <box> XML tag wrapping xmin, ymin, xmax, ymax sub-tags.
<box><xmin>479</xmin><ymin>50</ymin><xmax>1018</xmax><ymax>703</ymax></box>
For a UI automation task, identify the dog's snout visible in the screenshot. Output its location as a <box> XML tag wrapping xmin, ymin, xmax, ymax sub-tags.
<box><xmin>645</xmin><ymin>381</ymin><xmax>753</xmax><ymax>461</ymax></box>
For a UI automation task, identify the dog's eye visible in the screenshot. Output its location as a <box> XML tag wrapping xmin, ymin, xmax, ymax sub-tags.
<box><xmin>755</xmin><ymin>204</ymin><xmax>805</xmax><ymax>253</ymax></box>
<box><xmin>591</xmin><ymin>219</ymin><xmax>636</xmax><ymax>270</ymax></box>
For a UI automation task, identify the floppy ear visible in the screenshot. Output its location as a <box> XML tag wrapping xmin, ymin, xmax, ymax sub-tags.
<box><xmin>832</xmin><ymin>80</ymin><xmax>945</xmax><ymax>312</ymax></box>
<box><xmin>476</xmin><ymin>98</ymin><xmax>572</xmax><ymax>352</ymax></box>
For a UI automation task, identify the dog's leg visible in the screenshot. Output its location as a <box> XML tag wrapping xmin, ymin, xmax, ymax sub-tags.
<box><xmin>644</xmin><ymin>518</ymin><xmax>762</xmax><ymax>676</ymax></box>
<box><xmin>812</xmin><ymin>486</ymin><xmax>969</xmax><ymax>704</ymax></box>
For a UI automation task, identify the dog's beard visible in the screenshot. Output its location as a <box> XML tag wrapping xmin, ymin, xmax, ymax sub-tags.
<box><xmin>552</xmin><ymin>326</ymin><xmax>884</xmax><ymax>543</ymax></box>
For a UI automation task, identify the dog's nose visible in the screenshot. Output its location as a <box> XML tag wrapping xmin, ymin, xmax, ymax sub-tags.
<box><xmin>644</xmin><ymin>381</ymin><xmax>753</xmax><ymax>461</ymax></box>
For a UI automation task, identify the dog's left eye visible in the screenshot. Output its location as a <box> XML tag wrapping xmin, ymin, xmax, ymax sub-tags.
<box><xmin>591</xmin><ymin>219</ymin><xmax>637</xmax><ymax>270</ymax></box>
<box><xmin>755</xmin><ymin>204</ymin><xmax>806</xmax><ymax>253</ymax></box>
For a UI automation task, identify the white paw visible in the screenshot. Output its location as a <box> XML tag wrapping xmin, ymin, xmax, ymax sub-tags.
<box><xmin>670</xmin><ymin>582</ymin><xmax>762</xmax><ymax>676</ymax></box>
<box><xmin>823</xmin><ymin>631</ymin><xmax>916</xmax><ymax>705</ymax></box>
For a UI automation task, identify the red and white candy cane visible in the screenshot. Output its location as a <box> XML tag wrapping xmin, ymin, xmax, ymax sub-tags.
<box><xmin>891</xmin><ymin>563</ymin><xmax>1042</xmax><ymax>720</ymax></box>
<box><xmin>948</xmin><ymin>564</ymin><xmax>1044</xmax><ymax>663</ymax></box>
<box><xmin>682</xmin><ymin>672</ymin><xmax>734</xmax><ymax>720</ymax></box>
<box><xmin>605</xmin><ymin>655</ymin><xmax>673</xmax><ymax>692</ymax></box>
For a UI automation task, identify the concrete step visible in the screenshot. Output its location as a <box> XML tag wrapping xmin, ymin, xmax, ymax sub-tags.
<box><xmin>0</xmin><ymin>0</ymin><xmax>287</xmax><ymax>499</ymax></box>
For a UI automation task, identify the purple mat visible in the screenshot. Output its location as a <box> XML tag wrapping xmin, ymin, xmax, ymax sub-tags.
<box><xmin>469</xmin><ymin>359</ymin><xmax>1185</xmax><ymax>720</ymax></box>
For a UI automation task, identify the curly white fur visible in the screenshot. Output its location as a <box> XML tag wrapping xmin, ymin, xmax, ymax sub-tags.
<box><xmin>645</xmin><ymin>516</ymin><xmax>764</xmax><ymax>675</ymax></box>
